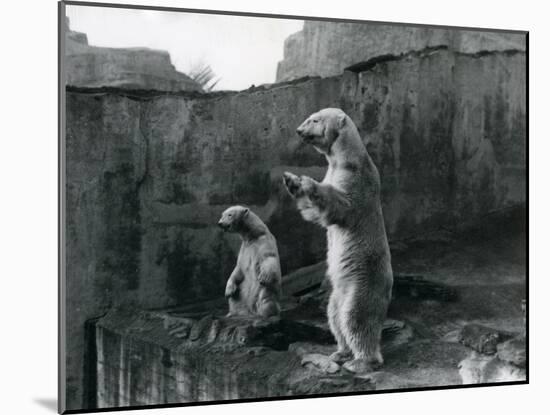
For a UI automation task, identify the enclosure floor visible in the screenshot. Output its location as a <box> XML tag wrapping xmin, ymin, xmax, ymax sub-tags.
<box><xmin>93</xmin><ymin>206</ymin><xmax>526</xmax><ymax>407</ymax></box>
<box><xmin>377</xmin><ymin>207</ymin><xmax>526</xmax><ymax>389</ymax></box>
<box><xmin>390</xmin><ymin>205</ymin><xmax>526</xmax><ymax>334</ymax></box>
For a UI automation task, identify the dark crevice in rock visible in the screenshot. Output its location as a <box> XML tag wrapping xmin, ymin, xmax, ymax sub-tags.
<box><xmin>459</xmin><ymin>48</ymin><xmax>526</xmax><ymax>58</ymax></box>
<box><xmin>345</xmin><ymin>45</ymin><xmax>450</xmax><ymax>73</ymax></box>
<box><xmin>65</xmin><ymin>75</ymin><xmax>330</xmax><ymax>101</ymax></box>
<box><xmin>82</xmin><ymin>318</ymin><xmax>99</xmax><ymax>410</ymax></box>
<box><xmin>82</xmin><ymin>307</ymin><xmax>112</xmax><ymax>410</ymax></box>
<box><xmin>243</xmin><ymin>75</ymin><xmax>324</xmax><ymax>92</ymax></box>
<box><xmin>136</xmin><ymin>117</ymin><xmax>150</xmax><ymax>191</ymax></box>
<box><xmin>66</xmin><ymin>85</ymin><xmax>212</xmax><ymax>101</ymax></box>
<box><xmin>345</xmin><ymin>46</ymin><xmax>525</xmax><ymax>74</ymax></box>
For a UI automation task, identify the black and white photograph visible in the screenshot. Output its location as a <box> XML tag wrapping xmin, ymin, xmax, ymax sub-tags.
<box><xmin>58</xmin><ymin>1</ymin><xmax>527</xmax><ymax>413</ymax></box>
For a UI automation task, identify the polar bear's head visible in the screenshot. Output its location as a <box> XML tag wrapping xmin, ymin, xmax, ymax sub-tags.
<box><xmin>296</xmin><ymin>108</ymin><xmax>348</xmax><ymax>153</ymax></box>
<box><xmin>218</xmin><ymin>205</ymin><xmax>250</xmax><ymax>232</ymax></box>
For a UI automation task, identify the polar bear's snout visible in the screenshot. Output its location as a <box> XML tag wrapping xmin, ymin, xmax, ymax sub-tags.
<box><xmin>296</xmin><ymin>120</ymin><xmax>316</xmax><ymax>140</ymax></box>
<box><xmin>296</xmin><ymin>113</ymin><xmax>326</xmax><ymax>144</ymax></box>
<box><xmin>296</xmin><ymin>117</ymin><xmax>313</xmax><ymax>139</ymax></box>
<box><xmin>217</xmin><ymin>215</ymin><xmax>231</xmax><ymax>231</ymax></box>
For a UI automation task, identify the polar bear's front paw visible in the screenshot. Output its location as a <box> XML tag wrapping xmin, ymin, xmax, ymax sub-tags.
<box><xmin>283</xmin><ymin>172</ymin><xmax>320</xmax><ymax>199</ymax></box>
<box><xmin>283</xmin><ymin>172</ymin><xmax>302</xmax><ymax>197</ymax></box>
<box><xmin>300</xmin><ymin>176</ymin><xmax>320</xmax><ymax>201</ymax></box>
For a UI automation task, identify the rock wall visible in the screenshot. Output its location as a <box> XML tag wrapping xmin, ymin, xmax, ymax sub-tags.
<box><xmin>276</xmin><ymin>21</ymin><xmax>526</xmax><ymax>82</ymax></box>
<box><xmin>90</xmin><ymin>309</ymin><xmax>466</xmax><ymax>409</ymax></box>
<box><xmin>65</xmin><ymin>18</ymin><xmax>201</xmax><ymax>92</ymax></box>
<box><xmin>63</xmin><ymin>46</ymin><xmax>526</xmax><ymax>410</ymax></box>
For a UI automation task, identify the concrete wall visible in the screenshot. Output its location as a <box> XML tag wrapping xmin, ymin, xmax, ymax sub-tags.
<box><xmin>65</xmin><ymin>18</ymin><xmax>201</xmax><ymax>92</ymax></box>
<box><xmin>276</xmin><ymin>21</ymin><xmax>526</xmax><ymax>82</ymax></box>
<box><xmin>63</xmin><ymin>47</ymin><xmax>526</xmax><ymax>410</ymax></box>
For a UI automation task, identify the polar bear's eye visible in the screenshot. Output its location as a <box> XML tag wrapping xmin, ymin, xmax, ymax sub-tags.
<box><xmin>313</xmin><ymin>119</ymin><xmax>318</xmax><ymax>123</ymax></box>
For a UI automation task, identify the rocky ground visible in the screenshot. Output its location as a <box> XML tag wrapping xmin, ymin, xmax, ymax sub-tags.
<box><xmin>92</xmin><ymin>206</ymin><xmax>526</xmax><ymax>408</ymax></box>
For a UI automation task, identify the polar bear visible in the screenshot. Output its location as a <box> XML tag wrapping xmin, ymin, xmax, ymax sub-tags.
<box><xmin>218</xmin><ymin>206</ymin><xmax>282</xmax><ymax>318</ymax></box>
<box><xmin>283</xmin><ymin>108</ymin><xmax>393</xmax><ymax>373</ymax></box>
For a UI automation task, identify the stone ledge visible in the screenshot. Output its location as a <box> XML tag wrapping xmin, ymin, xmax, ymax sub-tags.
<box><xmin>91</xmin><ymin>299</ymin><xmax>492</xmax><ymax>410</ymax></box>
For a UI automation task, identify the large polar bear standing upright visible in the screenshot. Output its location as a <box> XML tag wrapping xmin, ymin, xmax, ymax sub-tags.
<box><xmin>283</xmin><ymin>108</ymin><xmax>393</xmax><ymax>373</ymax></box>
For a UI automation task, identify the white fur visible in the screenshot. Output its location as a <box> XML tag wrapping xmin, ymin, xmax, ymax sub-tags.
<box><xmin>326</xmin><ymin>225</ymin><xmax>350</xmax><ymax>287</ymax></box>
<box><xmin>323</xmin><ymin>164</ymin><xmax>348</xmax><ymax>191</ymax></box>
<box><xmin>325</xmin><ymin>163</ymin><xmax>351</xmax><ymax>286</ymax></box>
<box><xmin>288</xmin><ymin>108</ymin><xmax>393</xmax><ymax>369</ymax></box>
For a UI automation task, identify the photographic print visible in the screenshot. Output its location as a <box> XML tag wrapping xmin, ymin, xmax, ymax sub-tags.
<box><xmin>59</xmin><ymin>1</ymin><xmax>528</xmax><ymax>413</ymax></box>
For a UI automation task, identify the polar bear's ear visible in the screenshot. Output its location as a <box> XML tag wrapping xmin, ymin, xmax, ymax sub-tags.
<box><xmin>337</xmin><ymin>113</ymin><xmax>347</xmax><ymax>129</ymax></box>
<box><xmin>242</xmin><ymin>208</ymin><xmax>249</xmax><ymax>218</ymax></box>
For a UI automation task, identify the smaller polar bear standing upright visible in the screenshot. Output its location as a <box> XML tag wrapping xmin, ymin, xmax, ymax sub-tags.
<box><xmin>283</xmin><ymin>108</ymin><xmax>393</xmax><ymax>373</ymax></box>
<box><xmin>218</xmin><ymin>206</ymin><xmax>282</xmax><ymax>318</ymax></box>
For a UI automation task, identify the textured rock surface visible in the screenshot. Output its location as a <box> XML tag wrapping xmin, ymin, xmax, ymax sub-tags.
<box><xmin>64</xmin><ymin>47</ymin><xmax>525</xmax><ymax>409</ymax></box>
<box><xmin>92</xmin><ymin>307</ymin><xmax>471</xmax><ymax>408</ymax></box>
<box><xmin>64</xmin><ymin>18</ymin><xmax>201</xmax><ymax>92</ymax></box>
<box><xmin>458</xmin><ymin>352</ymin><xmax>526</xmax><ymax>384</ymax></box>
<box><xmin>497</xmin><ymin>337</ymin><xmax>526</xmax><ymax>368</ymax></box>
<box><xmin>92</xmin><ymin>308</ymin><xmax>381</xmax><ymax>408</ymax></box>
<box><xmin>276</xmin><ymin>21</ymin><xmax>526</xmax><ymax>82</ymax></box>
<box><xmin>459</xmin><ymin>324</ymin><xmax>513</xmax><ymax>355</ymax></box>
<box><xmin>90</xmin><ymin>306</ymin><xmax>485</xmax><ymax>408</ymax></box>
